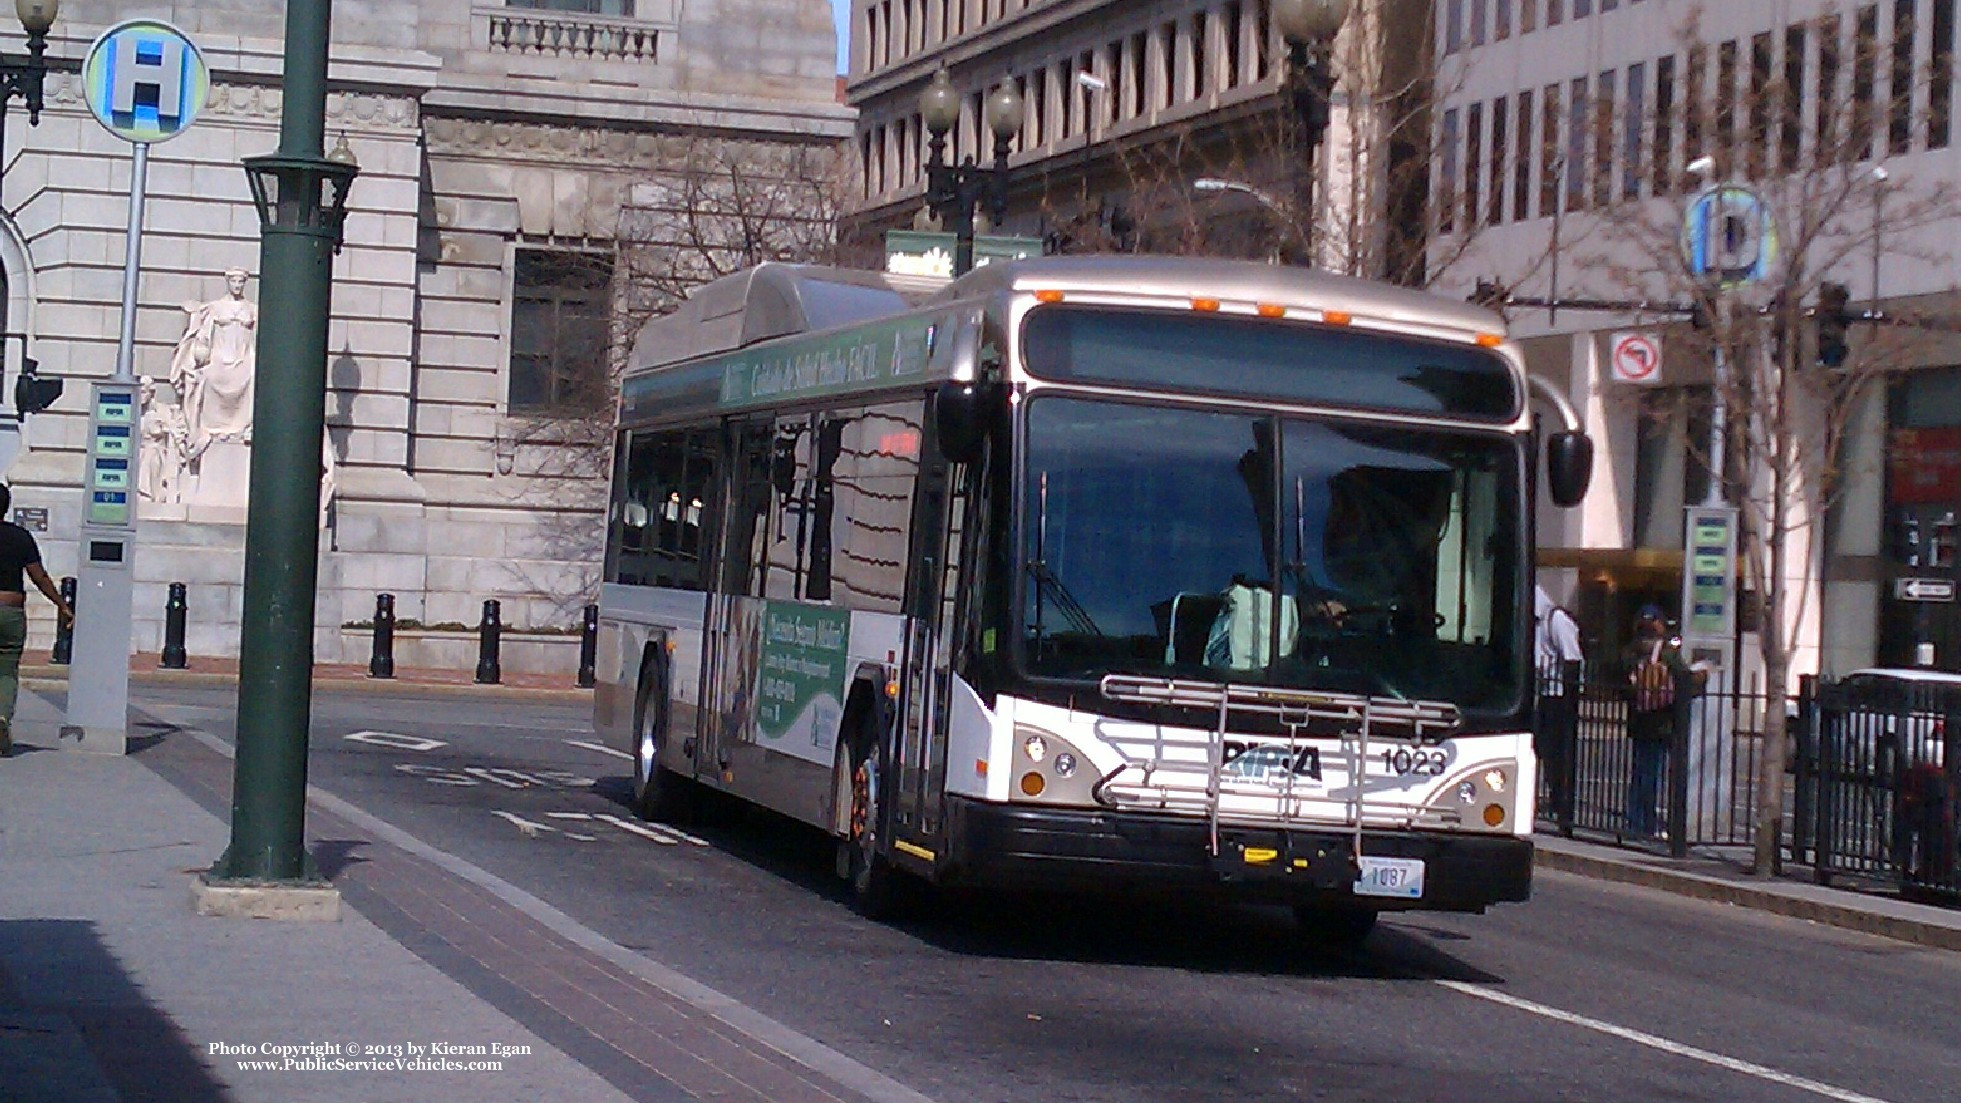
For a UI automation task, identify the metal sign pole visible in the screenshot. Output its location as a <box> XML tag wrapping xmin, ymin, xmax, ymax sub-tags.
<box><xmin>60</xmin><ymin>143</ymin><xmax>149</xmax><ymax>753</ymax></box>
<box><xmin>61</xmin><ymin>21</ymin><xmax>210</xmax><ymax>753</ymax></box>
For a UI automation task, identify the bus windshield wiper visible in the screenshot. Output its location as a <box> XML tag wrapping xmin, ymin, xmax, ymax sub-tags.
<box><xmin>1027</xmin><ymin>560</ymin><xmax>1105</xmax><ymax>638</ymax></box>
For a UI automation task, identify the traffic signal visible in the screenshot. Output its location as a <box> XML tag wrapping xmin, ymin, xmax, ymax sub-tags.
<box><xmin>1816</xmin><ymin>281</ymin><xmax>1852</xmax><ymax>367</ymax></box>
<box><xmin>13</xmin><ymin>358</ymin><xmax>62</xmax><ymax>415</ymax></box>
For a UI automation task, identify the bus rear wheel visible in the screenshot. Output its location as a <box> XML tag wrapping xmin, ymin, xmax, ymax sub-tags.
<box><xmin>633</xmin><ymin>661</ymin><xmax>688</xmax><ymax>823</ymax></box>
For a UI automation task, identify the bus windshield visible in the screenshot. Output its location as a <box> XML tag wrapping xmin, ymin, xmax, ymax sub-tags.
<box><xmin>1021</xmin><ymin>396</ymin><xmax>1523</xmax><ymax>711</ymax></box>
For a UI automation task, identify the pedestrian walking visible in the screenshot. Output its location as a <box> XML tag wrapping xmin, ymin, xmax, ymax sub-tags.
<box><xmin>1621</xmin><ymin>604</ymin><xmax>1691</xmax><ymax>838</ymax></box>
<box><xmin>1534</xmin><ymin>585</ymin><xmax>1583</xmax><ymax>823</ymax></box>
<box><xmin>0</xmin><ymin>485</ymin><xmax>73</xmax><ymax>756</ymax></box>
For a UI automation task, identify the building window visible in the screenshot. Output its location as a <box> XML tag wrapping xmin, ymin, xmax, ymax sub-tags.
<box><xmin>1489</xmin><ymin>94</ymin><xmax>1508</xmax><ymax>225</ymax></box>
<box><xmin>1934</xmin><ymin>0</ymin><xmax>1955</xmax><ymax>148</ymax></box>
<box><xmin>1623</xmin><ymin>62</ymin><xmax>1644</xmax><ymax>200</ymax></box>
<box><xmin>1818</xmin><ymin>15</ymin><xmax>1841</xmax><ymax>162</ymax></box>
<box><xmin>1514</xmin><ymin>89</ymin><xmax>1534</xmax><ymax>221</ymax></box>
<box><xmin>1471</xmin><ymin>0</ymin><xmax>1488</xmax><ymax>47</ymax></box>
<box><xmin>1747</xmin><ymin>32</ymin><xmax>1772</xmax><ymax>178</ymax></box>
<box><xmin>1465</xmin><ymin>101</ymin><xmax>1484</xmax><ymax>229</ymax></box>
<box><xmin>1540</xmin><ymin>81</ymin><xmax>1562</xmax><ymax>216</ymax></box>
<box><xmin>1782</xmin><ymin>25</ymin><xmax>1806</xmax><ymax>172</ymax></box>
<box><xmin>1594</xmin><ymin>69</ymin><xmax>1615</xmax><ymax>207</ymax></box>
<box><xmin>1567</xmin><ymin>76</ymin><xmax>1588</xmax><ymax>209</ymax></box>
<box><xmin>1653</xmin><ymin>55</ymin><xmax>1675</xmax><ymax>193</ymax></box>
<box><xmin>1854</xmin><ymin>5</ymin><xmax>1880</xmax><ymax>160</ymax></box>
<box><xmin>1891</xmin><ymin>0</ymin><xmax>1916</xmax><ymax>155</ymax></box>
<box><xmin>1548</xmin><ymin>0</ymin><xmax>1564</xmax><ymax>27</ymax></box>
<box><xmin>507</xmin><ymin>0</ymin><xmax>635</xmax><ymax>14</ymax></box>
<box><xmin>1496</xmin><ymin>0</ymin><xmax>1512</xmax><ymax>41</ymax></box>
<box><xmin>1521</xmin><ymin>0</ymin><xmax>1537</xmax><ymax>34</ymax></box>
<box><xmin>1446</xmin><ymin>0</ymin><xmax>1464</xmax><ymax>53</ymax></box>
<box><xmin>1717</xmin><ymin>39</ymin><xmax>1739</xmax><ymax>168</ymax></box>
<box><xmin>1440</xmin><ymin>107</ymin><xmax>1460</xmax><ymax>234</ymax></box>
<box><xmin>509</xmin><ymin>250</ymin><xmax>614</xmax><ymax>415</ymax></box>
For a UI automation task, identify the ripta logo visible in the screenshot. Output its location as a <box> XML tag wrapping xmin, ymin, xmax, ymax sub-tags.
<box><xmin>1220</xmin><ymin>740</ymin><xmax>1323</xmax><ymax>781</ymax></box>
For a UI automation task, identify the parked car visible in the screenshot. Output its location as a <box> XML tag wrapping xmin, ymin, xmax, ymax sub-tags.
<box><xmin>1820</xmin><ymin>668</ymin><xmax>1955</xmax><ymax>773</ymax></box>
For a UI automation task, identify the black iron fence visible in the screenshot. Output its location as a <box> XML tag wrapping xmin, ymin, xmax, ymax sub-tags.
<box><xmin>1534</xmin><ymin>662</ymin><xmax>1960</xmax><ymax>903</ymax></box>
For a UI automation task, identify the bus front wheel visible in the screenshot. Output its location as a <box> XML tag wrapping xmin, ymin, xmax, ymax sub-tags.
<box><xmin>838</xmin><ymin>731</ymin><xmax>908</xmax><ymax>920</ymax></box>
<box><xmin>632</xmin><ymin>660</ymin><xmax>688</xmax><ymax>823</ymax></box>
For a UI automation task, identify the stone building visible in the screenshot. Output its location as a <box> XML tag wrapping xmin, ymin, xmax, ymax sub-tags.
<box><xmin>843</xmin><ymin>0</ymin><xmax>1434</xmax><ymax>281</ymax></box>
<box><xmin>0</xmin><ymin>0</ymin><xmax>849</xmax><ymax>670</ymax></box>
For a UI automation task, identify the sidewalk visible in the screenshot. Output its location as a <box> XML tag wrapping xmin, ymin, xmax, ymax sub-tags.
<box><xmin>17</xmin><ymin>649</ymin><xmax>594</xmax><ymax>702</ymax></box>
<box><xmin>0</xmin><ymin>689</ymin><xmax>929</xmax><ymax>1103</ymax></box>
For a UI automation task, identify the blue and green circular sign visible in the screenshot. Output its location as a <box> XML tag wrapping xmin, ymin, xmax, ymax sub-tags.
<box><xmin>81</xmin><ymin>20</ymin><xmax>209</xmax><ymax>145</ymax></box>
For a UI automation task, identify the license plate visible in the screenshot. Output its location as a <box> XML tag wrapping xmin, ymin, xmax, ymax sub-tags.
<box><xmin>1354</xmin><ymin>856</ymin><xmax>1425</xmax><ymax>899</ymax></box>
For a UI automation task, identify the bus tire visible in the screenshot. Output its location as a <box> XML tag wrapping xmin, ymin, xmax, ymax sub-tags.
<box><xmin>1293</xmin><ymin>903</ymin><xmax>1379</xmax><ymax>949</ymax></box>
<box><xmin>632</xmin><ymin>658</ymin><xmax>689</xmax><ymax>823</ymax></box>
<box><xmin>838</xmin><ymin>719</ymin><xmax>909</xmax><ymax>921</ymax></box>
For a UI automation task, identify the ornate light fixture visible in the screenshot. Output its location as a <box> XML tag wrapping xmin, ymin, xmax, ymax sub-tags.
<box><xmin>919</xmin><ymin>67</ymin><xmax>1024</xmax><ymax>277</ymax></box>
<box><xmin>1270</xmin><ymin>0</ymin><xmax>1350</xmax><ymax>266</ymax></box>
<box><xmin>0</xmin><ymin>0</ymin><xmax>58</xmax><ymax>143</ymax></box>
<box><xmin>243</xmin><ymin>131</ymin><xmax>360</xmax><ymax>253</ymax></box>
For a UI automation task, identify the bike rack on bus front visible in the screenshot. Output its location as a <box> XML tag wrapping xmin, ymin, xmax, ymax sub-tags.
<box><xmin>1094</xmin><ymin>675</ymin><xmax>1463</xmax><ymax>861</ymax></box>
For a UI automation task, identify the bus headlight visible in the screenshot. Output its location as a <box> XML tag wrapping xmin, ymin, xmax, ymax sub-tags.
<box><xmin>1457</xmin><ymin>781</ymin><xmax>1478</xmax><ymax>804</ymax></box>
<box><xmin>1483</xmin><ymin>769</ymin><xmax>1508</xmax><ymax>794</ymax></box>
<box><xmin>1011</xmin><ymin>725</ymin><xmax>1099</xmax><ymax>805</ymax></box>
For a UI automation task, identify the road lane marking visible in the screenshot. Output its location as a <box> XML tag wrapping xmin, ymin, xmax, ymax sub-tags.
<box><xmin>466</xmin><ymin>766</ymin><xmax>544</xmax><ymax>789</ymax></box>
<box><xmin>345</xmin><ymin>731</ymin><xmax>447</xmax><ymax>752</ymax></box>
<box><xmin>394</xmin><ymin>764</ymin><xmax>476</xmax><ymax>786</ymax></box>
<box><xmin>566</xmin><ymin>739</ymin><xmax>632</xmax><ymax>761</ymax></box>
<box><xmin>1435</xmin><ymin>981</ymin><xmax>1893</xmax><ymax>1103</ymax></box>
<box><xmin>546</xmin><ymin>812</ymin><xmax>596</xmax><ymax>821</ymax></box>
<box><xmin>596</xmin><ymin>813</ymin><xmax>683</xmax><ymax>845</ymax></box>
<box><xmin>492</xmin><ymin>811</ymin><xmax>595</xmax><ymax>841</ymax></box>
<box><xmin>598</xmin><ymin>813</ymin><xmax>711</xmax><ymax>847</ymax></box>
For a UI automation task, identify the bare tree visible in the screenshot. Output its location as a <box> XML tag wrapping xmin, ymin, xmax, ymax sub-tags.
<box><xmin>1498</xmin><ymin>3</ymin><xmax>1961</xmax><ymax>873</ymax></box>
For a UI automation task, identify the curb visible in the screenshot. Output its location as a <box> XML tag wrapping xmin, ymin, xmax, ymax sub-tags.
<box><xmin>1533</xmin><ymin>845</ymin><xmax>1961</xmax><ymax>952</ymax></box>
<box><xmin>19</xmin><ymin>667</ymin><xmax>593</xmax><ymax>704</ymax></box>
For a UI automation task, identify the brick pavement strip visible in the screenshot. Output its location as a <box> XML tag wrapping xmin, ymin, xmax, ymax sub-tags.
<box><xmin>136</xmin><ymin>727</ymin><xmax>900</xmax><ymax>1103</ymax></box>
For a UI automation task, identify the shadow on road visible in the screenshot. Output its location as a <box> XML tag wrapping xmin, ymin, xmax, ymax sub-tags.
<box><xmin>592</xmin><ymin>775</ymin><xmax>1502</xmax><ymax>983</ymax></box>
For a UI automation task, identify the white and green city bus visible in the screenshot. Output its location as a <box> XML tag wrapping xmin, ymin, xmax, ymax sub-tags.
<box><xmin>595</xmin><ymin>256</ymin><xmax>1592</xmax><ymax>934</ymax></box>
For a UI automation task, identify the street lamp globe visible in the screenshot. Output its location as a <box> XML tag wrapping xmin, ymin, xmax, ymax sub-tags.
<box><xmin>919</xmin><ymin>69</ymin><xmax>961</xmax><ymax>138</ymax></box>
<box><xmin>14</xmin><ymin>0</ymin><xmax>56</xmax><ymax>36</ymax></box>
<box><xmin>984</xmin><ymin>82</ymin><xmax>1023</xmax><ymax>143</ymax></box>
<box><xmin>1273</xmin><ymin>0</ymin><xmax>1349</xmax><ymax>44</ymax></box>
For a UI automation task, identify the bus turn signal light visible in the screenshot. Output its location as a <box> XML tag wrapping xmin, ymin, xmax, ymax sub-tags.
<box><xmin>1475</xmin><ymin>332</ymin><xmax>1505</xmax><ymax>347</ymax></box>
<box><xmin>1019</xmin><ymin>772</ymin><xmax>1047</xmax><ymax>797</ymax></box>
<box><xmin>1321</xmin><ymin>309</ymin><xmax>1353</xmax><ymax>326</ymax></box>
<box><xmin>1483</xmin><ymin>804</ymin><xmax>1506</xmax><ymax>827</ymax></box>
<box><xmin>1257</xmin><ymin>303</ymin><xmax>1287</xmax><ymax>318</ymax></box>
<box><xmin>1034</xmin><ymin>289</ymin><xmax>1066</xmax><ymax>303</ymax></box>
<box><xmin>1191</xmin><ymin>297</ymin><xmax>1222</xmax><ymax>312</ymax></box>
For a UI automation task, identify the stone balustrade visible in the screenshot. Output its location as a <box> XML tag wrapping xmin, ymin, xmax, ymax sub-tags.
<box><xmin>479</xmin><ymin>6</ymin><xmax>665</xmax><ymax>63</ymax></box>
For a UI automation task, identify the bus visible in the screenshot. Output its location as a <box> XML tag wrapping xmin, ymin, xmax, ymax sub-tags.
<box><xmin>595</xmin><ymin>255</ymin><xmax>1592</xmax><ymax>937</ymax></box>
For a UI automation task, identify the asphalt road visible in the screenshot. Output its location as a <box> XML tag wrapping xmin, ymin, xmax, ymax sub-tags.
<box><xmin>130</xmin><ymin>683</ymin><xmax>1961</xmax><ymax>1103</ymax></box>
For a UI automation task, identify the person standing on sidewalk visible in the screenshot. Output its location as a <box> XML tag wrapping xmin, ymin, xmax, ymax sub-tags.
<box><xmin>1622</xmin><ymin>604</ymin><xmax>1691</xmax><ymax>839</ymax></box>
<box><xmin>0</xmin><ymin>485</ymin><xmax>73</xmax><ymax>756</ymax></box>
<box><xmin>1534</xmin><ymin>585</ymin><xmax>1584</xmax><ymax>823</ymax></box>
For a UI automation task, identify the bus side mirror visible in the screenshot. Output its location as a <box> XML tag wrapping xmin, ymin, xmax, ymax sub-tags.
<box><xmin>1547</xmin><ymin>431</ymin><xmax>1593</xmax><ymax>508</ymax></box>
<box><xmin>935</xmin><ymin>380</ymin><xmax>998</xmax><ymax>464</ymax></box>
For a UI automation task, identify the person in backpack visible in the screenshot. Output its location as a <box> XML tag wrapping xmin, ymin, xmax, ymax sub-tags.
<box><xmin>1622</xmin><ymin>604</ymin><xmax>1692</xmax><ymax>839</ymax></box>
<box><xmin>1534</xmin><ymin>585</ymin><xmax>1583</xmax><ymax>822</ymax></box>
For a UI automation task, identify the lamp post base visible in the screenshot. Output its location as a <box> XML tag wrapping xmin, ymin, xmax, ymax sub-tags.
<box><xmin>192</xmin><ymin>871</ymin><xmax>341</xmax><ymax>922</ymax></box>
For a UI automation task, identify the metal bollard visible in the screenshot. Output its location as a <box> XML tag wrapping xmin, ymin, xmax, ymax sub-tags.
<box><xmin>577</xmin><ymin>603</ymin><xmax>598</xmax><ymax>688</ymax></box>
<box><xmin>369</xmin><ymin>593</ymin><xmax>396</xmax><ymax>679</ymax></box>
<box><xmin>160</xmin><ymin>582</ymin><xmax>189</xmax><ymax>669</ymax></box>
<box><xmin>475</xmin><ymin>599</ymin><xmax>502</xmax><ymax>685</ymax></box>
<box><xmin>50</xmin><ymin>576</ymin><xmax>76</xmax><ymax>664</ymax></box>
